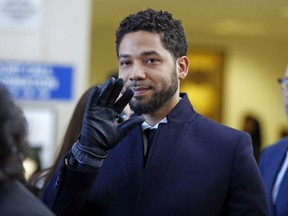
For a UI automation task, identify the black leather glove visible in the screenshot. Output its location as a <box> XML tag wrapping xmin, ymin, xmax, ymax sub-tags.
<box><xmin>71</xmin><ymin>77</ymin><xmax>144</xmax><ymax>167</ymax></box>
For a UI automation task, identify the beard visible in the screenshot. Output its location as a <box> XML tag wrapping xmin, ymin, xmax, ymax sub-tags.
<box><xmin>129</xmin><ymin>69</ymin><xmax>178</xmax><ymax>114</ymax></box>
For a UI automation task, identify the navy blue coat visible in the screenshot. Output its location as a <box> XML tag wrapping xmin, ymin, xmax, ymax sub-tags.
<box><xmin>42</xmin><ymin>94</ymin><xmax>268</xmax><ymax>216</ymax></box>
<box><xmin>259</xmin><ymin>137</ymin><xmax>288</xmax><ymax>216</ymax></box>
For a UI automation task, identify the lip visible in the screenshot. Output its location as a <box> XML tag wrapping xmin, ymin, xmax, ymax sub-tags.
<box><xmin>132</xmin><ymin>86</ymin><xmax>150</xmax><ymax>96</ymax></box>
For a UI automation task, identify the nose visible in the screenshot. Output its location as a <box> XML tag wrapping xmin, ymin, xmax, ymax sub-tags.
<box><xmin>129</xmin><ymin>63</ymin><xmax>146</xmax><ymax>81</ymax></box>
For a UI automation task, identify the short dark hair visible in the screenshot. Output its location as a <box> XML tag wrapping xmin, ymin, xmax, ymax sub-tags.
<box><xmin>115</xmin><ymin>8</ymin><xmax>188</xmax><ymax>60</ymax></box>
<box><xmin>0</xmin><ymin>83</ymin><xmax>27</xmax><ymax>185</ymax></box>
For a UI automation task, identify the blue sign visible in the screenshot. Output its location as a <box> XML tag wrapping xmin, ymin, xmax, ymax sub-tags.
<box><xmin>0</xmin><ymin>61</ymin><xmax>73</xmax><ymax>100</ymax></box>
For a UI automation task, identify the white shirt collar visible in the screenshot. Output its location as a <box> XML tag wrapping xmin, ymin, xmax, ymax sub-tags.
<box><xmin>142</xmin><ymin>117</ymin><xmax>168</xmax><ymax>131</ymax></box>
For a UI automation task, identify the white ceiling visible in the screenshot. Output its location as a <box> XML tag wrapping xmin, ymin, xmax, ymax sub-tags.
<box><xmin>92</xmin><ymin>0</ymin><xmax>288</xmax><ymax>42</ymax></box>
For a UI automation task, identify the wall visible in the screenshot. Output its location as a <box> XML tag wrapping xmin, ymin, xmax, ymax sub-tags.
<box><xmin>221</xmin><ymin>39</ymin><xmax>287</xmax><ymax>147</ymax></box>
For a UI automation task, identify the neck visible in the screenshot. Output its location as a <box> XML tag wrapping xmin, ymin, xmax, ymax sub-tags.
<box><xmin>142</xmin><ymin>95</ymin><xmax>181</xmax><ymax>126</ymax></box>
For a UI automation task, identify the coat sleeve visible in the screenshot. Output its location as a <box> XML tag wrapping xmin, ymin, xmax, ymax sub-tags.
<box><xmin>226</xmin><ymin>132</ymin><xmax>269</xmax><ymax>215</ymax></box>
<box><xmin>41</xmin><ymin>158</ymin><xmax>99</xmax><ymax>216</ymax></box>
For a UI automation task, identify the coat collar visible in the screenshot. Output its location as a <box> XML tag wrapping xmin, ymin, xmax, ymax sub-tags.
<box><xmin>166</xmin><ymin>93</ymin><xmax>197</xmax><ymax>123</ymax></box>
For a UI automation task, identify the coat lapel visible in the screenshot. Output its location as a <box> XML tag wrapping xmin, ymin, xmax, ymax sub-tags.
<box><xmin>128</xmin><ymin>94</ymin><xmax>199</xmax><ymax>214</ymax></box>
<box><xmin>134</xmin><ymin>123</ymin><xmax>187</xmax><ymax>214</ymax></box>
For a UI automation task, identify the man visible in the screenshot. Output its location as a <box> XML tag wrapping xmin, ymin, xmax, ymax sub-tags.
<box><xmin>42</xmin><ymin>8</ymin><xmax>268</xmax><ymax>215</ymax></box>
<box><xmin>259</xmin><ymin>65</ymin><xmax>288</xmax><ymax>216</ymax></box>
<box><xmin>0</xmin><ymin>83</ymin><xmax>55</xmax><ymax>216</ymax></box>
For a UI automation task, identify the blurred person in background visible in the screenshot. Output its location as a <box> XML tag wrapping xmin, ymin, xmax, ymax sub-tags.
<box><xmin>0</xmin><ymin>83</ymin><xmax>54</xmax><ymax>216</ymax></box>
<box><xmin>242</xmin><ymin>114</ymin><xmax>262</xmax><ymax>162</ymax></box>
<box><xmin>259</xmin><ymin>65</ymin><xmax>288</xmax><ymax>216</ymax></box>
<box><xmin>27</xmin><ymin>86</ymin><xmax>93</xmax><ymax>196</ymax></box>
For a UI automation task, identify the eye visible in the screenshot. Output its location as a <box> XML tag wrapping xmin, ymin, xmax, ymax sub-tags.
<box><xmin>120</xmin><ymin>60</ymin><xmax>131</xmax><ymax>67</ymax></box>
<box><xmin>146</xmin><ymin>58</ymin><xmax>158</xmax><ymax>64</ymax></box>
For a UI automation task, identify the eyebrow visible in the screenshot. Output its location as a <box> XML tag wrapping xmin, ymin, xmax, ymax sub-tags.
<box><xmin>118</xmin><ymin>50</ymin><xmax>160</xmax><ymax>59</ymax></box>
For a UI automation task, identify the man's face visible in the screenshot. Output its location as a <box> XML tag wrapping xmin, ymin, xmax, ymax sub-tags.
<box><xmin>118</xmin><ymin>31</ymin><xmax>179</xmax><ymax>114</ymax></box>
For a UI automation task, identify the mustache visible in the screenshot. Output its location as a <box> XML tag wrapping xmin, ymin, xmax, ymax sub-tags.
<box><xmin>120</xmin><ymin>80</ymin><xmax>154</xmax><ymax>96</ymax></box>
<box><xmin>122</xmin><ymin>81</ymin><xmax>145</xmax><ymax>92</ymax></box>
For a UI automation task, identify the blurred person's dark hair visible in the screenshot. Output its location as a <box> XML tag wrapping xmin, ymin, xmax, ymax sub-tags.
<box><xmin>27</xmin><ymin>86</ymin><xmax>93</xmax><ymax>196</ymax></box>
<box><xmin>242</xmin><ymin>114</ymin><xmax>262</xmax><ymax>162</ymax></box>
<box><xmin>0</xmin><ymin>83</ymin><xmax>27</xmax><ymax>185</ymax></box>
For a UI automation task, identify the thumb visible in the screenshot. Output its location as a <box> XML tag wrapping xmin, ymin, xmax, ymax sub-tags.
<box><xmin>118</xmin><ymin>115</ymin><xmax>145</xmax><ymax>138</ymax></box>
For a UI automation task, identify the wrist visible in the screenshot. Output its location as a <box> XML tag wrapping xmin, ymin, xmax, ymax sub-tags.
<box><xmin>69</xmin><ymin>142</ymin><xmax>106</xmax><ymax>169</ymax></box>
<box><xmin>76</xmin><ymin>138</ymin><xmax>107</xmax><ymax>158</ymax></box>
<box><xmin>66</xmin><ymin>153</ymin><xmax>97</xmax><ymax>170</ymax></box>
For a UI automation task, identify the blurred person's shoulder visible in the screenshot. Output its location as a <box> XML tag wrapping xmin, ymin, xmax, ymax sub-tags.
<box><xmin>0</xmin><ymin>180</ymin><xmax>55</xmax><ymax>216</ymax></box>
<box><xmin>261</xmin><ymin>136</ymin><xmax>288</xmax><ymax>159</ymax></box>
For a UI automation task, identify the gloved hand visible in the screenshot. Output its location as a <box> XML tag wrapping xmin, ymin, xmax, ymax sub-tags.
<box><xmin>77</xmin><ymin>77</ymin><xmax>144</xmax><ymax>157</ymax></box>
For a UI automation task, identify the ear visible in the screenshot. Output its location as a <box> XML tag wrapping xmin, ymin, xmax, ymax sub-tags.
<box><xmin>177</xmin><ymin>56</ymin><xmax>189</xmax><ymax>80</ymax></box>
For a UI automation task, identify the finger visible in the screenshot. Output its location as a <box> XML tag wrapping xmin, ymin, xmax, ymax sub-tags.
<box><xmin>114</xmin><ymin>87</ymin><xmax>134</xmax><ymax>114</ymax></box>
<box><xmin>85</xmin><ymin>85</ymin><xmax>102</xmax><ymax>111</ymax></box>
<box><xmin>118</xmin><ymin>115</ymin><xmax>145</xmax><ymax>138</ymax></box>
<box><xmin>107</xmin><ymin>78</ymin><xmax>124</xmax><ymax>107</ymax></box>
<box><xmin>98</xmin><ymin>77</ymin><xmax>116</xmax><ymax>106</ymax></box>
